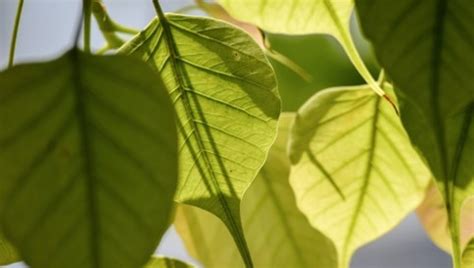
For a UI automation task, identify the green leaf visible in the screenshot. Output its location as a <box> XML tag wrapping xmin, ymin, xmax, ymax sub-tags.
<box><xmin>463</xmin><ymin>238</ymin><xmax>474</xmax><ymax>268</ymax></box>
<box><xmin>417</xmin><ymin>184</ymin><xmax>474</xmax><ymax>254</ymax></box>
<box><xmin>201</xmin><ymin>0</ymin><xmax>379</xmax><ymax>112</ymax></box>
<box><xmin>119</xmin><ymin>12</ymin><xmax>280</xmax><ymax>266</ymax></box>
<box><xmin>0</xmin><ymin>233</ymin><xmax>18</xmax><ymax>265</ymax></box>
<box><xmin>175</xmin><ymin>113</ymin><xmax>337</xmax><ymax>268</ymax></box>
<box><xmin>217</xmin><ymin>0</ymin><xmax>387</xmax><ymax>98</ymax></box>
<box><xmin>288</xmin><ymin>84</ymin><xmax>431</xmax><ymax>267</ymax></box>
<box><xmin>145</xmin><ymin>256</ymin><xmax>194</xmax><ymax>268</ymax></box>
<box><xmin>355</xmin><ymin>1</ymin><xmax>474</xmax><ymax>265</ymax></box>
<box><xmin>217</xmin><ymin>0</ymin><xmax>352</xmax><ymax>36</ymax></box>
<box><xmin>0</xmin><ymin>51</ymin><xmax>178</xmax><ymax>268</ymax></box>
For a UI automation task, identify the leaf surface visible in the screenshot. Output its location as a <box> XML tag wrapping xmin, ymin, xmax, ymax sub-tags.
<box><xmin>288</xmin><ymin>85</ymin><xmax>431</xmax><ymax>267</ymax></box>
<box><xmin>463</xmin><ymin>238</ymin><xmax>474</xmax><ymax>268</ymax></box>
<box><xmin>145</xmin><ymin>256</ymin><xmax>194</xmax><ymax>268</ymax></box>
<box><xmin>216</xmin><ymin>0</ymin><xmax>389</xmax><ymax>98</ymax></box>
<box><xmin>119</xmin><ymin>13</ymin><xmax>280</xmax><ymax>266</ymax></box>
<box><xmin>217</xmin><ymin>0</ymin><xmax>352</xmax><ymax>37</ymax></box>
<box><xmin>417</xmin><ymin>184</ymin><xmax>474</xmax><ymax>253</ymax></box>
<box><xmin>0</xmin><ymin>51</ymin><xmax>177</xmax><ymax>268</ymax></box>
<box><xmin>356</xmin><ymin>1</ymin><xmax>474</xmax><ymax>265</ymax></box>
<box><xmin>0</xmin><ymin>233</ymin><xmax>18</xmax><ymax>265</ymax></box>
<box><xmin>175</xmin><ymin>114</ymin><xmax>337</xmax><ymax>268</ymax></box>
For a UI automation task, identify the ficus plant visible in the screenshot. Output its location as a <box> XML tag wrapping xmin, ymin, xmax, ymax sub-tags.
<box><xmin>0</xmin><ymin>0</ymin><xmax>472</xmax><ymax>267</ymax></box>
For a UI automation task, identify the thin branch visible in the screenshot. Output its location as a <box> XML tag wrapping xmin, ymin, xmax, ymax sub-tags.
<box><xmin>8</xmin><ymin>0</ymin><xmax>25</xmax><ymax>68</ymax></box>
<box><xmin>83</xmin><ymin>0</ymin><xmax>92</xmax><ymax>53</ymax></box>
<box><xmin>91</xmin><ymin>0</ymin><xmax>139</xmax><ymax>53</ymax></box>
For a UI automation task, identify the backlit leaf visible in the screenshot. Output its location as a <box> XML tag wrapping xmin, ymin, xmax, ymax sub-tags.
<box><xmin>288</xmin><ymin>84</ymin><xmax>431</xmax><ymax>267</ymax></box>
<box><xmin>417</xmin><ymin>184</ymin><xmax>474</xmax><ymax>254</ymax></box>
<box><xmin>0</xmin><ymin>51</ymin><xmax>177</xmax><ymax>268</ymax></box>
<box><xmin>145</xmin><ymin>256</ymin><xmax>194</xmax><ymax>268</ymax></box>
<box><xmin>356</xmin><ymin>1</ymin><xmax>474</xmax><ymax>265</ymax></box>
<box><xmin>175</xmin><ymin>113</ymin><xmax>337</xmax><ymax>268</ymax></box>
<box><xmin>217</xmin><ymin>0</ymin><xmax>352</xmax><ymax>36</ymax></box>
<box><xmin>119</xmin><ymin>12</ymin><xmax>280</xmax><ymax>266</ymax></box>
<box><xmin>463</xmin><ymin>238</ymin><xmax>474</xmax><ymax>268</ymax></box>
<box><xmin>217</xmin><ymin>0</ymin><xmax>387</xmax><ymax>97</ymax></box>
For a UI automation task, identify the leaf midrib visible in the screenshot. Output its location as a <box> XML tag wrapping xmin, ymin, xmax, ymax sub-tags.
<box><xmin>70</xmin><ymin>50</ymin><xmax>100</xmax><ymax>268</ymax></box>
<box><xmin>429</xmin><ymin>0</ymin><xmax>465</xmax><ymax>264</ymax></box>
<box><xmin>341</xmin><ymin>96</ymin><xmax>381</xmax><ymax>265</ymax></box>
<box><xmin>154</xmin><ymin>11</ymin><xmax>251</xmax><ymax>266</ymax></box>
<box><xmin>447</xmin><ymin>102</ymin><xmax>474</xmax><ymax>258</ymax></box>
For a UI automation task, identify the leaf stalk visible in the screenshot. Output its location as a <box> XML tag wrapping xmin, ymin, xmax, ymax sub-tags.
<box><xmin>8</xmin><ymin>0</ymin><xmax>25</xmax><ymax>68</ymax></box>
<box><xmin>338</xmin><ymin>28</ymin><xmax>399</xmax><ymax>114</ymax></box>
<box><xmin>83</xmin><ymin>0</ymin><xmax>92</xmax><ymax>53</ymax></box>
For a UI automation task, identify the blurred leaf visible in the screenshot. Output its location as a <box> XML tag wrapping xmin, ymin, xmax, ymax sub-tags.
<box><xmin>119</xmin><ymin>12</ymin><xmax>280</xmax><ymax>266</ymax></box>
<box><xmin>217</xmin><ymin>0</ymin><xmax>388</xmax><ymax>98</ymax></box>
<box><xmin>288</xmin><ymin>84</ymin><xmax>431</xmax><ymax>267</ymax></box>
<box><xmin>463</xmin><ymin>238</ymin><xmax>474</xmax><ymax>268</ymax></box>
<box><xmin>0</xmin><ymin>233</ymin><xmax>18</xmax><ymax>265</ymax></box>
<box><xmin>417</xmin><ymin>184</ymin><xmax>474</xmax><ymax>253</ymax></box>
<box><xmin>145</xmin><ymin>256</ymin><xmax>194</xmax><ymax>268</ymax></box>
<box><xmin>266</xmin><ymin>15</ymin><xmax>379</xmax><ymax>111</ymax></box>
<box><xmin>217</xmin><ymin>0</ymin><xmax>352</xmax><ymax>36</ymax></box>
<box><xmin>175</xmin><ymin>114</ymin><xmax>337</xmax><ymax>268</ymax></box>
<box><xmin>207</xmin><ymin>1</ymin><xmax>379</xmax><ymax>111</ymax></box>
<box><xmin>356</xmin><ymin>1</ymin><xmax>474</xmax><ymax>265</ymax></box>
<box><xmin>195</xmin><ymin>0</ymin><xmax>264</xmax><ymax>46</ymax></box>
<box><xmin>267</xmin><ymin>31</ymin><xmax>375</xmax><ymax>111</ymax></box>
<box><xmin>0</xmin><ymin>51</ymin><xmax>177</xmax><ymax>268</ymax></box>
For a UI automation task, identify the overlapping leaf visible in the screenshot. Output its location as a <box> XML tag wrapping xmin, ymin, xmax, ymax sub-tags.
<box><xmin>119</xmin><ymin>13</ymin><xmax>280</xmax><ymax>266</ymax></box>
<box><xmin>417</xmin><ymin>184</ymin><xmax>474</xmax><ymax>253</ymax></box>
<box><xmin>0</xmin><ymin>233</ymin><xmax>18</xmax><ymax>265</ymax></box>
<box><xmin>216</xmin><ymin>0</ymin><xmax>388</xmax><ymax>98</ymax></box>
<box><xmin>463</xmin><ymin>238</ymin><xmax>474</xmax><ymax>268</ymax></box>
<box><xmin>175</xmin><ymin>113</ymin><xmax>337</xmax><ymax>268</ymax></box>
<box><xmin>0</xmin><ymin>51</ymin><xmax>177</xmax><ymax>268</ymax></box>
<box><xmin>145</xmin><ymin>256</ymin><xmax>194</xmax><ymax>268</ymax></box>
<box><xmin>288</xmin><ymin>85</ymin><xmax>431</xmax><ymax>267</ymax></box>
<box><xmin>356</xmin><ymin>1</ymin><xmax>474</xmax><ymax>265</ymax></box>
<box><xmin>217</xmin><ymin>0</ymin><xmax>352</xmax><ymax>37</ymax></box>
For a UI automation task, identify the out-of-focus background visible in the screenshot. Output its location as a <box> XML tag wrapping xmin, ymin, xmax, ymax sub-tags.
<box><xmin>0</xmin><ymin>0</ymin><xmax>452</xmax><ymax>267</ymax></box>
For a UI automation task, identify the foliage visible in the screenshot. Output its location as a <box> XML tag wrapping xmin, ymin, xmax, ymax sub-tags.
<box><xmin>289</xmin><ymin>84</ymin><xmax>430</xmax><ymax>267</ymax></box>
<box><xmin>145</xmin><ymin>256</ymin><xmax>194</xmax><ymax>268</ymax></box>
<box><xmin>463</xmin><ymin>238</ymin><xmax>474</xmax><ymax>268</ymax></box>
<box><xmin>175</xmin><ymin>114</ymin><xmax>337</xmax><ymax>268</ymax></box>
<box><xmin>417</xmin><ymin>184</ymin><xmax>474</xmax><ymax>254</ymax></box>
<box><xmin>356</xmin><ymin>1</ymin><xmax>474</xmax><ymax>266</ymax></box>
<box><xmin>0</xmin><ymin>233</ymin><xmax>18</xmax><ymax>265</ymax></box>
<box><xmin>118</xmin><ymin>9</ymin><xmax>280</xmax><ymax>266</ymax></box>
<box><xmin>0</xmin><ymin>50</ymin><xmax>177</xmax><ymax>267</ymax></box>
<box><xmin>0</xmin><ymin>0</ymin><xmax>472</xmax><ymax>267</ymax></box>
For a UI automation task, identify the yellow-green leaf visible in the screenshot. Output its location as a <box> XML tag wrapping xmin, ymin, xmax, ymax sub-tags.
<box><xmin>119</xmin><ymin>11</ymin><xmax>280</xmax><ymax>266</ymax></box>
<box><xmin>145</xmin><ymin>256</ymin><xmax>194</xmax><ymax>268</ymax></box>
<box><xmin>289</xmin><ymin>84</ymin><xmax>431</xmax><ymax>267</ymax></box>
<box><xmin>218</xmin><ymin>0</ymin><xmax>352</xmax><ymax>36</ymax></box>
<box><xmin>216</xmin><ymin>0</ymin><xmax>387</xmax><ymax>97</ymax></box>
<box><xmin>175</xmin><ymin>113</ymin><xmax>337</xmax><ymax>268</ymax></box>
<box><xmin>0</xmin><ymin>51</ymin><xmax>178</xmax><ymax>268</ymax></box>
<box><xmin>463</xmin><ymin>238</ymin><xmax>474</xmax><ymax>268</ymax></box>
<box><xmin>417</xmin><ymin>185</ymin><xmax>474</xmax><ymax>254</ymax></box>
